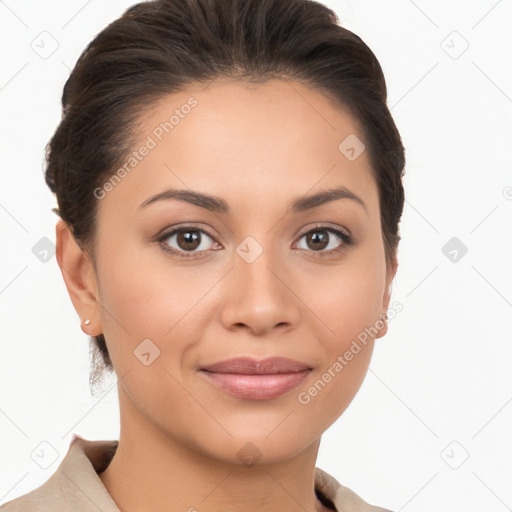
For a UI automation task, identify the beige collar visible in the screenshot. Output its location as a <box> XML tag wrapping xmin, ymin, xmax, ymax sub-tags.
<box><xmin>0</xmin><ymin>434</ymin><xmax>392</xmax><ymax>512</ymax></box>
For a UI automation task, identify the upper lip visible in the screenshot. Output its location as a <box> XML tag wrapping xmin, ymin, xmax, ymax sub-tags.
<box><xmin>200</xmin><ymin>357</ymin><xmax>312</xmax><ymax>374</ymax></box>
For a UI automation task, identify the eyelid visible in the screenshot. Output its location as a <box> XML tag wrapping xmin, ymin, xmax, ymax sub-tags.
<box><xmin>154</xmin><ymin>222</ymin><xmax>217</xmax><ymax>240</ymax></box>
<box><xmin>295</xmin><ymin>222</ymin><xmax>351</xmax><ymax>240</ymax></box>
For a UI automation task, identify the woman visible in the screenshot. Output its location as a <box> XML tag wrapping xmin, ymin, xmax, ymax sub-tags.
<box><xmin>1</xmin><ymin>0</ymin><xmax>405</xmax><ymax>510</ymax></box>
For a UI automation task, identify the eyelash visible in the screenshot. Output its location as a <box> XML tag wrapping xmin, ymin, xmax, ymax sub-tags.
<box><xmin>156</xmin><ymin>223</ymin><xmax>353</xmax><ymax>260</ymax></box>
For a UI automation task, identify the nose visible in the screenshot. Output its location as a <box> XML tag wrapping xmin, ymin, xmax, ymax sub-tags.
<box><xmin>219</xmin><ymin>243</ymin><xmax>301</xmax><ymax>337</ymax></box>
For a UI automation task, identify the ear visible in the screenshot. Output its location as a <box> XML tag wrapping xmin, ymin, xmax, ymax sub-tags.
<box><xmin>55</xmin><ymin>219</ymin><xmax>102</xmax><ymax>336</ymax></box>
<box><xmin>375</xmin><ymin>256</ymin><xmax>398</xmax><ymax>339</ymax></box>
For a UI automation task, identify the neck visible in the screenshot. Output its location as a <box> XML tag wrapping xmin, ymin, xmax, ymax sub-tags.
<box><xmin>99</xmin><ymin>389</ymin><xmax>331</xmax><ymax>512</ymax></box>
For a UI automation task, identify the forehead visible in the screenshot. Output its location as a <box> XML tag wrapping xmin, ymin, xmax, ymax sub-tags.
<box><xmin>97</xmin><ymin>78</ymin><xmax>379</xmax><ymax>218</ymax></box>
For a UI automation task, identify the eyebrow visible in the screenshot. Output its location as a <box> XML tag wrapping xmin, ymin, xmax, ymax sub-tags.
<box><xmin>138</xmin><ymin>186</ymin><xmax>367</xmax><ymax>214</ymax></box>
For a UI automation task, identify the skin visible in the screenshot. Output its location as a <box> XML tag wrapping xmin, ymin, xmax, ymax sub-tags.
<box><xmin>56</xmin><ymin>78</ymin><xmax>397</xmax><ymax>512</ymax></box>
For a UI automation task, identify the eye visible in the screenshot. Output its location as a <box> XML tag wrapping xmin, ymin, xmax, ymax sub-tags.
<box><xmin>156</xmin><ymin>223</ymin><xmax>353</xmax><ymax>260</ymax></box>
<box><xmin>157</xmin><ymin>226</ymin><xmax>221</xmax><ymax>259</ymax></box>
<box><xmin>293</xmin><ymin>224</ymin><xmax>353</xmax><ymax>257</ymax></box>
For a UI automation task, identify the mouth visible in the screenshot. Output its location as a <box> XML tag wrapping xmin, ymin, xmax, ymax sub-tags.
<box><xmin>200</xmin><ymin>356</ymin><xmax>312</xmax><ymax>374</ymax></box>
<box><xmin>198</xmin><ymin>356</ymin><xmax>312</xmax><ymax>400</ymax></box>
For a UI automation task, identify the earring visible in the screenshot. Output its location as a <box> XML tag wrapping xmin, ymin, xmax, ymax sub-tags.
<box><xmin>380</xmin><ymin>313</ymin><xmax>388</xmax><ymax>322</ymax></box>
<box><xmin>83</xmin><ymin>318</ymin><xmax>91</xmax><ymax>326</ymax></box>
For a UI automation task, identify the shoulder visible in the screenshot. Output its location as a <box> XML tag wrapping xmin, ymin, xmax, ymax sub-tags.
<box><xmin>315</xmin><ymin>466</ymin><xmax>394</xmax><ymax>512</ymax></box>
<box><xmin>0</xmin><ymin>470</ymin><xmax>63</xmax><ymax>512</ymax></box>
<box><xmin>0</xmin><ymin>435</ymin><xmax>120</xmax><ymax>512</ymax></box>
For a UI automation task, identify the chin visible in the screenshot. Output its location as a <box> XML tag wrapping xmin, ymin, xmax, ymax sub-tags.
<box><xmin>203</xmin><ymin>426</ymin><xmax>315</xmax><ymax>466</ymax></box>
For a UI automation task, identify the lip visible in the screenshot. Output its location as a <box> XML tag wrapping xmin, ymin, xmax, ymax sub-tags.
<box><xmin>199</xmin><ymin>357</ymin><xmax>312</xmax><ymax>400</ymax></box>
<box><xmin>200</xmin><ymin>356</ymin><xmax>312</xmax><ymax>374</ymax></box>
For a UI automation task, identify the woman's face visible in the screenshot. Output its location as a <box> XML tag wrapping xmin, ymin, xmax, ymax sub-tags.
<box><xmin>60</xmin><ymin>78</ymin><xmax>396</xmax><ymax>463</ymax></box>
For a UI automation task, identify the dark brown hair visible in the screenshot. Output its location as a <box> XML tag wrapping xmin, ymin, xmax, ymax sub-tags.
<box><xmin>45</xmin><ymin>0</ymin><xmax>406</xmax><ymax>389</ymax></box>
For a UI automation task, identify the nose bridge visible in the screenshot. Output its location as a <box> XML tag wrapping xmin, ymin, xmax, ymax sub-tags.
<box><xmin>237</xmin><ymin>235</ymin><xmax>280</xmax><ymax>291</ymax></box>
<box><xmin>220</xmin><ymin>232</ymin><xmax>299</xmax><ymax>334</ymax></box>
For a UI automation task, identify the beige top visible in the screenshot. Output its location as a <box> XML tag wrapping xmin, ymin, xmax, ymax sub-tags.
<box><xmin>0</xmin><ymin>434</ymin><xmax>393</xmax><ymax>512</ymax></box>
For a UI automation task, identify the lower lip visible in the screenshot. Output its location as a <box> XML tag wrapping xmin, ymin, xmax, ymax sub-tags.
<box><xmin>199</xmin><ymin>370</ymin><xmax>311</xmax><ymax>400</ymax></box>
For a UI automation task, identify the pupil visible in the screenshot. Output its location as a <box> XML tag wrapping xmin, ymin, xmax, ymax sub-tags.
<box><xmin>178</xmin><ymin>230</ymin><xmax>200</xmax><ymax>250</ymax></box>
<box><xmin>308</xmin><ymin>231</ymin><xmax>328</xmax><ymax>250</ymax></box>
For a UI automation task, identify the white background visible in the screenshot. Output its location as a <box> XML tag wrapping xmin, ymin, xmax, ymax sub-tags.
<box><xmin>1</xmin><ymin>1</ymin><xmax>511</xmax><ymax>511</ymax></box>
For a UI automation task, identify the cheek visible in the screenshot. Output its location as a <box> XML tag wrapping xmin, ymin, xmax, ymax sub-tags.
<box><xmin>297</xmin><ymin>344</ymin><xmax>373</xmax><ymax>434</ymax></box>
<box><xmin>301</xmin><ymin>254</ymin><xmax>385</xmax><ymax>346</ymax></box>
<box><xmin>291</xmin><ymin>252</ymin><xmax>385</xmax><ymax>422</ymax></box>
<box><xmin>295</xmin><ymin>279</ymin><xmax>380</xmax><ymax>430</ymax></box>
<box><xmin>95</xmin><ymin>239</ymin><xmax>221</xmax><ymax>371</ymax></box>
